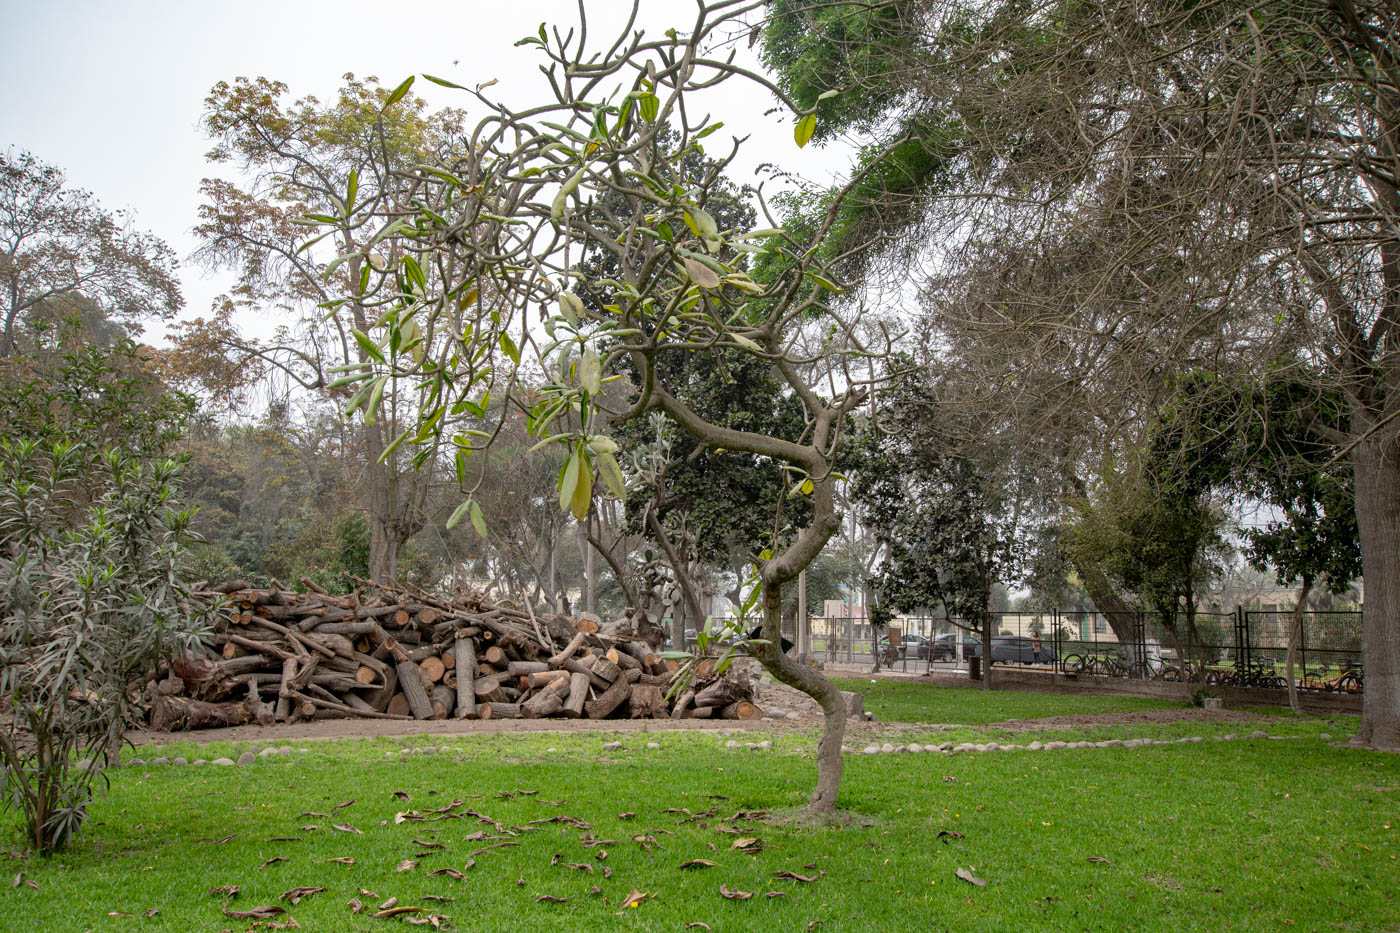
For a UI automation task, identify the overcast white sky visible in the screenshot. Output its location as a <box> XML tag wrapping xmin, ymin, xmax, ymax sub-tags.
<box><xmin>1</xmin><ymin>1</ymin><xmax>856</xmax><ymax>342</ymax></box>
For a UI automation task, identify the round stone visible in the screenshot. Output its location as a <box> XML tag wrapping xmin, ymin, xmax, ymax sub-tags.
<box><xmin>908</xmin><ymin>743</ymin><xmax>924</xmax><ymax>754</ymax></box>
<box><xmin>212</xmin><ymin>758</ymin><xmax>235</xmax><ymax>766</ymax></box>
<box><xmin>129</xmin><ymin>758</ymin><xmax>146</xmax><ymax>767</ymax></box>
<box><xmin>236</xmin><ymin>751</ymin><xmax>256</xmax><ymax>765</ymax></box>
<box><xmin>259</xmin><ymin>748</ymin><xmax>278</xmax><ymax>758</ymax></box>
<box><xmin>1045</xmin><ymin>741</ymin><xmax>1066</xmax><ymax>750</ymax></box>
<box><xmin>1027</xmin><ymin>741</ymin><xmax>1043</xmax><ymax>751</ymax></box>
<box><xmin>1248</xmin><ymin>730</ymin><xmax>1268</xmax><ymax>739</ymax></box>
<box><xmin>150</xmin><ymin>757</ymin><xmax>169</xmax><ymax>766</ymax></box>
<box><xmin>438</xmin><ymin>746</ymin><xmax>451</xmax><ymax>754</ymax></box>
<box><xmin>546</xmin><ymin>747</ymin><xmax>557</xmax><ymax>753</ymax></box>
<box><xmin>646</xmin><ymin>742</ymin><xmax>661</xmax><ymax>749</ymax></box>
<box><xmin>881</xmin><ymin>743</ymin><xmax>895</xmax><ymax>753</ymax></box>
<box><xmin>1318</xmin><ymin>733</ymin><xmax>1332</xmax><ymax>740</ymax></box>
<box><xmin>863</xmin><ymin>746</ymin><xmax>881</xmax><ymax>755</ymax></box>
<box><xmin>422</xmin><ymin>747</ymin><xmax>436</xmax><ymax>755</ymax></box>
<box><xmin>602</xmin><ymin>741</ymin><xmax>622</xmax><ymax>751</ymax></box>
<box><xmin>756</xmin><ymin>740</ymin><xmax>772</xmax><ymax>749</ymax></box>
<box><xmin>192</xmin><ymin>759</ymin><xmax>207</xmax><ymax>766</ymax></box>
<box><xmin>297</xmin><ymin>748</ymin><xmax>308</xmax><ymax>754</ymax></box>
<box><xmin>173</xmin><ymin>757</ymin><xmax>188</xmax><ymax>766</ymax></box>
<box><xmin>724</xmin><ymin>740</ymin><xmax>741</xmax><ymax>748</ymax></box>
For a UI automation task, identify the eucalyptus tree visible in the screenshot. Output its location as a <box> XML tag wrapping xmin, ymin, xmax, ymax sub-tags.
<box><xmin>764</xmin><ymin>0</ymin><xmax>1400</xmax><ymax>748</ymax></box>
<box><xmin>301</xmin><ymin>2</ymin><xmax>901</xmax><ymax>812</ymax></box>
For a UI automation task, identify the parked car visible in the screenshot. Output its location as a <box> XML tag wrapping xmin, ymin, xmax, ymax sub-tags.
<box><xmin>989</xmin><ymin>635</ymin><xmax>1057</xmax><ymax>665</ymax></box>
<box><xmin>896</xmin><ymin>634</ymin><xmax>931</xmax><ymax>660</ymax></box>
<box><xmin>930</xmin><ymin>633</ymin><xmax>1057</xmax><ymax>664</ymax></box>
<box><xmin>932</xmin><ymin>633</ymin><xmax>981</xmax><ymax>661</ymax></box>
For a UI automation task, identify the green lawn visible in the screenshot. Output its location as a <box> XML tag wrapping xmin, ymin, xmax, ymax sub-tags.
<box><xmin>3</xmin><ymin>719</ymin><xmax>1396</xmax><ymax>931</ymax></box>
<box><xmin>830</xmin><ymin>677</ymin><xmax>1188</xmax><ymax>724</ymax></box>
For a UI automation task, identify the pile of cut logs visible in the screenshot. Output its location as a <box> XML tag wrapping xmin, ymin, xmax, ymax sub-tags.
<box><xmin>146</xmin><ymin>580</ymin><xmax>762</xmax><ymax>731</ymax></box>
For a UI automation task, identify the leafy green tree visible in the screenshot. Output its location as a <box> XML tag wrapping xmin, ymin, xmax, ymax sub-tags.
<box><xmin>851</xmin><ymin>370</ymin><xmax>1044</xmax><ymax>687</ymax></box>
<box><xmin>0</xmin><ymin>342</ymin><xmax>209</xmax><ymax>854</ymax></box>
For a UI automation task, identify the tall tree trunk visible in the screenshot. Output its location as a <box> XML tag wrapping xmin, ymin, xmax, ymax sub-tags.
<box><xmin>1351</xmin><ymin>435</ymin><xmax>1400</xmax><ymax>749</ymax></box>
<box><xmin>1287</xmin><ymin>575</ymin><xmax>1313</xmax><ymax>715</ymax></box>
<box><xmin>761</xmin><ymin>581</ymin><xmax>845</xmax><ymax>813</ymax></box>
<box><xmin>1073</xmin><ymin>560</ymin><xmax>1148</xmax><ymax>674</ymax></box>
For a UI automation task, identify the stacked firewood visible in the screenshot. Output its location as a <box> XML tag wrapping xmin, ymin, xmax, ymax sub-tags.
<box><xmin>145</xmin><ymin>579</ymin><xmax>761</xmax><ymax>731</ymax></box>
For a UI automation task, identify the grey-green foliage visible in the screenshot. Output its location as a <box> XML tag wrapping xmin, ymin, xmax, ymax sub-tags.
<box><xmin>0</xmin><ymin>346</ymin><xmax>211</xmax><ymax>854</ymax></box>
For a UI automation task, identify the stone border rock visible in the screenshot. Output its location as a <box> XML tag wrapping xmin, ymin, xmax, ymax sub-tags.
<box><xmin>834</xmin><ymin>728</ymin><xmax>1317</xmax><ymax>756</ymax></box>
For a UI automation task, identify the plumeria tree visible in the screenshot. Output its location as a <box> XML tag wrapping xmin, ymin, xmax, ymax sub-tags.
<box><xmin>304</xmin><ymin>1</ymin><xmax>901</xmax><ymax>813</ymax></box>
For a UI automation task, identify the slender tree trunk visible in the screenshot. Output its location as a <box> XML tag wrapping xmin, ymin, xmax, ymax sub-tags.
<box><xmin>1287</xmin><ymin>575</ymin><xmax>1313</xmax><ymax>715</ymax></box>
<box><xmin>1351</xmin><ymin>435</ymin><xmax>1400</xmax><ymax>749</ymax></box>
<box><xmin>761</xmin><ymin>581</ymin><xmax>845</xmax><ymax>813</ymax></box>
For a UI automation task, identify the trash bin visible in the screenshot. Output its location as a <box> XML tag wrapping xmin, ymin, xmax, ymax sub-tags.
<box><xmin>969</xmin><ymin>656</ymin><xmax>981</xmax><ymax>681</ymax></box>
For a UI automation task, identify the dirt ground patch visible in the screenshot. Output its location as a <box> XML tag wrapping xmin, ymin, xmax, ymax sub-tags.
<box><xmin>128</xmin><ymin>678</ymin><xmax>1303</xmax><ymax>747</ymax></box>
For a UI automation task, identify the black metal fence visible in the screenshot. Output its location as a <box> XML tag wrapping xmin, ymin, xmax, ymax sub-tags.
<box><xmin>804</xmin><ymin>607</ymin><xmax>1365</xmax><ymax>692</ymax></box>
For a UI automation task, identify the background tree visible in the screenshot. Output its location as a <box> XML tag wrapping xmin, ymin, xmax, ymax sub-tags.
<box><xmin>179</xmin><ymin>75</ymin><xmax>472</xmax><ymax>582</ymax></box>
<box><xmin>0</xmin><ymin>150</ymin><xmax>181</xmax><ymax>357</ymax></box>
<box><xmin>852</xmin><ymin>367</ymin><xmax>1044</xmax><ymax>687</ymax></box>
<box><xmin>763</xmin><ymin>1</ymin><xmax>1400</xmax><ymax>748</ymax></box>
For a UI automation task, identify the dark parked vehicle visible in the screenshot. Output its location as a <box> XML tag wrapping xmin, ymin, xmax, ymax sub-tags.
<box><xmin>932</xmin><ymin>633</ymin><xmax>980</xmax><ymax>662</ymax></box>
<box><xmin>989</xmin><ymin>635</ymin><xmax>1056</xmax><ymax>665</ymax></box>
<box><xmin>931</xmin><ymin>633</ymin><xmax>1056</xmax><ymax>664</ymax></box>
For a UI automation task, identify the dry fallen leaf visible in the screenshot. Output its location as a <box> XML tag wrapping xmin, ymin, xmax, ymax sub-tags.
<box><xmin>807</xmin><ymin>922</ymin><xmax>826</xmax><ymax>931</ymax></box>
<box><xmin>680</xmin><ymin>859</ymin><xmax>719</xmax><ymax>870</ymax></box>
<box><xmin>332</xmin><ymin>823</ymin><xmax>363</xmax><ymax>835</ymax></box>
<box><xmin>372</xmin><ymin>906</ymin><xmax>425</xmax><ymax>919</ymax></box>
<box><xmin>296</xmin><ymin>811</ymin><xmax>328</xmax><ymax>819</ymax></box>
<box><xmin>412</xmin><ymin>840</ymin><xmax>445</xmax><ymax>850</ymax></box>
<box><xmin>107</xmin><ymin>912</ymin><xmax>134</xmax><ymax>918</ymax></box>
<box><xmin>259</xmin><ymin>857</ymin><xmax>290</xmax><ymax>869</ymax></box>
<box><xmin>422</xmin><ymin>895</ymin><xmax>454</xmax><ymax>903</ymax></box>
<box><xmin>620</xmin><ymin>888</ymin><xmax>649</xmax><ymax>909</ymax></box>
<box><xmin>348</xmin><ymin>898</ymin><xmax>364</xmax><ymax>914</ymax></box>
<box><xmin>427</xmin><ymin>868</ymin><xmax>465</xmax><ymax>881</ymax></box>
<box><xmin>588</xmin><ymin>885</ymin><xmax>602</xmax><ymax>896</ymax></box>
<box><xmin>773</xmin><ymin>870</ymin><xmax>821</xmax><ymax>882</ymax></box>
<box><xmin>330</xmin><ymin>799</ymin><xmax>356</xmax><ymax>810</ymax></box>
<box><xmin>1087</xmin><ymin>856</ymin><xmax>1112</xmax><ymax>866</ymax></box>
<box><xmin>379</xmin><ymin>897</ymin><xmax>398</xmax><ymax>911</ymax></box>
<box><xmin>686</xmin><ymin>924</ymin><xmax>712</xmax><ymax>931</ymax></box>
<box><xmin>268</xmin><ymin>836</ymin><xmax>302</xmax><ymax>843</ymax></box>
<box><xmin>213</xmin><ymin>834</ymin><xmax>238</xmax><ymax>845</ymax></box>
<box><xmin>765</xmin><ymin>891</ymin><xmax>787</xmax><ymax>899</ymax></box>
<box><xmin>208</xmin><ymin>884</ymin><xmax>240</xmax><ymax>898</ymax></box>
<box><xmin>396</xmin><ymin>859</ymin><xmax>419</xmax><ymax>873</ymax></box>
<box><xmin>392</xmin><ymin>791</ymin><xmax>411</xmax><ymax>802</ymax></box>
<box><xmin>321</xmin><ymin>857</ymin><xmax>355</xmax><ymax>866</ymax></box>
<box><xmin>222</xmin><ymin>904</ymin><xmax>286</xmax><ymax>920</ymax></box>
<box><xmin>936</xmin><ymin>830</ymin><xmax>965</xmax><ymax>840</ymax></box>
<box><xmin>618</xmin><ymin>812</ymin><xmax>636</xmax><ymax>820</ymax></box>
<box><xmin>279</xmin><ymin>886</ymin><xmax>326</xmax><ymax>905</ymax></box>
<box><xmin>405</xmin><ymin>915</ymin><xmax>450</xmax><ymax>929</ymax></box>
<box><xmin>720</xmin><ymin>884</ymin><xmax>753</xmax><ymax>900</ymax></box>
<box><xmin>955</xmin><ymin>867</ymin><xmax>987</xmax><ymax>887</ymax></box>
<box><xmin>535</xmin><ymin>895</ymin><xmax>569</xmax><ymax>903</ymax></box>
